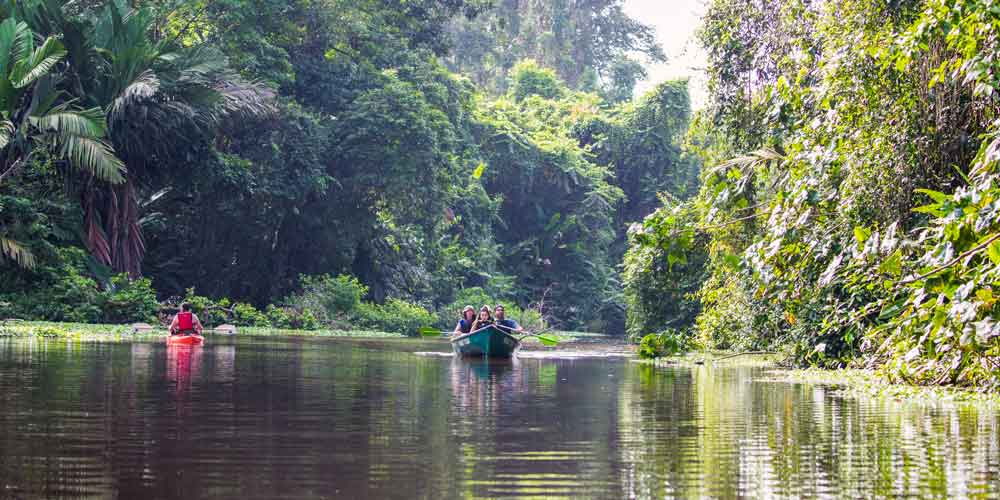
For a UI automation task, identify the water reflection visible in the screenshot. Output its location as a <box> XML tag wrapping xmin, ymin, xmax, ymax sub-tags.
<box><xmin>0</xmin><ymin>337</ymin><xmax>997</xmax><ymax>499</ymax></box>
<box><xmin>450</xmin><ymin>357</ymin><xmax>520</xmax><ymax>416</ymax></box>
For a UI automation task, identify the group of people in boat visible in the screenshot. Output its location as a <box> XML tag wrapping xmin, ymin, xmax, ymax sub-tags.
<box><xmin>453</xmin><ymin>304</ymin><xmax>523</xmax><ymax>336</ymax></box>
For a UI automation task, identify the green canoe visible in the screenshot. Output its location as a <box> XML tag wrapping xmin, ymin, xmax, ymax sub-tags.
<box><xmin>451</xmin><ymin>325</ymin><xmax>521</xmax><ymax>358</ymax></box>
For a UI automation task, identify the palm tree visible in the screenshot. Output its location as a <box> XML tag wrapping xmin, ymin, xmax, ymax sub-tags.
<box><xmin>17</xmin><ymin>0</ymin><xmax>273</xmax><ymax>276</ymax></box>
<box><xmin>0</xmin><ymin>15</ymin><xmax>124</xmax><ymax>268</ymax></box>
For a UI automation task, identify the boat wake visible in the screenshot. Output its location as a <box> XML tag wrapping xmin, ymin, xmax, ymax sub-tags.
<box><xmin>517</xmin><ymin>350</ymin><xmax>632</xmax><ymax>359</ymax></box>
<box><xmin>413</xmin><ymin>351</ymin><xmax>454</xmax><ymax>357</ymax></box>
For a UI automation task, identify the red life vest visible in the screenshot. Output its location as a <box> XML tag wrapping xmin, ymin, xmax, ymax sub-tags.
<box><xmin>177</xmin><ymin>312</ymin><xmax>194</xmax><ymax>331</ymax></box>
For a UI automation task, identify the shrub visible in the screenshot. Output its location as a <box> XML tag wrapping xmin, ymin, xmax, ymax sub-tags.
<box><xmin>637</xmin><ymin>329</ymin><xmax>690</xmax><ymax>359</ymax></box>
<box><xmin>266</xmin><ymin>305</ymin><xmax>319</xmax><ymax>330</ymax></box>
<box><xmin>100</xmin><ymin>274</ymin><xmax>159</xmax><ymax>323</ymax></box>
<box><xmin>232</xmin><ymin>302</ymin><xmax>271</xmax><ymax>327</ymax></box>
<box><xmin>181</xmin><ymin>289</ymin><xmax>230</xmax><ymax>326</ymax></box>
<box><xmin>287</xmin><ymin>274</ymin><xmax>367</xmax><ymax>324</ymax></box>
<box><xmin>354</xmin><ymin>299</ymin><xmax>435</xmax><ymax>336</ymax></box>
<box><xmin>0</xmin><ymin>247</ymin><xmax>101</xmax><ymax>322</ymax></box>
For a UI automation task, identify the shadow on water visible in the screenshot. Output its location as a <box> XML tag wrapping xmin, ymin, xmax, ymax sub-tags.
<box><xmin>0</xmin><ymin>336</ymin><xmax>997</xmax><ymax>499</ymax></box>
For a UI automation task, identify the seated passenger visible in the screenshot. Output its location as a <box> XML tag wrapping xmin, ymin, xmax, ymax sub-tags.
<box><xmin>469</xmin><ymin>305</ymin><xmax>494</xmax><ymax>331</ymax></box>
<box><xmin>494</xmin><ymin>304</ymin><xmax>523</xmax><ymax>333</ymax></box>
<box><xmin>453</xmin><ymin>305</ymin><xmax>476</xmax><ymax>336</ymax></box>
<box><xmin>169</xmin><ymin>303</ymin><xmax>204</xmax><ymax>336</ymax></box>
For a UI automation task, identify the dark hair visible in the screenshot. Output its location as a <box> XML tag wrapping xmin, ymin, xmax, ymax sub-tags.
<box><xmin>181</xmin><ymin>303</ymin><xmax>192</xmax><ymax>312</ymax></box>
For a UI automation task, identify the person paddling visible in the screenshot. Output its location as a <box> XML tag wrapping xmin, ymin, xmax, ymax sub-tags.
<box><xmin>494</xmin><ymin>304</ymin><xmax>524</xmax><ymax>333</ymax></box>
<box><xmin>469</xmin><ymin>305</ymin><xmax>495</xmax><ymax>331</ymax></box>
<box><xmin>169</xmin><ymin>303</ymin><xmax>204</xmax><ymax>336</ymax></box>
<box><xmin>453</xmin><ymin>305</ymin><xmax>476</xmax><ymax>336</ymax></box>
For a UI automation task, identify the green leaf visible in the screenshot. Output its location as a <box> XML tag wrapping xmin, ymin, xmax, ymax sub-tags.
<box><xmin>987</xmin><ymin>240</ymin><xmax>1000</xmax><ymax>265</ymax></box>
<box><xmin>854</xmin><ymin>226</ymin><xmax>871</xmax><ymax>244</ymax></box>
<box><xmin>535</xmin><ymin>334</ymin><xmax>559</xmax><ymax>346</ymax></box>
<box><xmin>418</xmin><ymin>326</ymin><xmax>443</xmax><ymax>337</ymax></box>
<box><xmin>914</xmin><ymin>188</ymin><xmax>949</xmax><ymax>203</ymax></box>
<box><xmin>912</xmin><ymin>204</ymin><xmax>945</xmax><ymax>216</ymax></box>
<box><xmin>721</xmin><ymin>253</ymin><xmax>741</xmax><ymax>270</ymax></box>
<box><xmin>0</xmin><ymin>18</ymin><xmax>28</xmax><ymax>81</ymax></box>
<box><xmin>31</xmin><ymin>107</ymin><xmax>107</xmax><ymax>137</ymax></box>
<box><xmin>0</xmin><ymin>120</ymin><xmax>13</xmax><ymax>150</ymax></box>
<box><xmin>10</xmin><ymin>37</ymin><xmax>66</xmax><ymax>89</ymax></box>
<box><xmin>879</xmin><ymin>250</ymin><xmax>903</xmax><ymax>277</ymax></box>
<box><xmin>58</xmin><ymin>135</ymin><xmax>125</xmax><ymax>183</ymax></box>
<box><xmin>471</xmin><ymin>162</ymin><xmax>486</xmax><ymax>179</ymax></box>
<box><xmin>0</xmin><ymin>237</ymin><xmax>35</xmax><ymax>269</ymax></box>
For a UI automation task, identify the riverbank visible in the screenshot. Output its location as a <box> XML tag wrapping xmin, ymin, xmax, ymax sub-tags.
<box><xmin>0</xmin><ymin>320</ymin><xmax>580</xmax><ymax>345</ymax></box>
<box><xmin>0</xmin><ymin>320</ymin><xmax>407</xmax><ymax>341</ymax></box>
<box><xmin>639</xmin><ymin>352</ymin><xmax>1000</xmax><ymax>404</ymax></box>
<box><xmin>775</xmin><ymin>367</ymin><xmax>1000</xmax><ymax>405</ymax></box>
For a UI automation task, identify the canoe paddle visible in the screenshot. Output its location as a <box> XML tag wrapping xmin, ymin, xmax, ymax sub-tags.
<box><xmin>417</xmin><ymin>325</ymin><xmax>560</xmax><ymax>346</ymax></box>
<box><xmin>495</xmin><ymin>324</ymin><xmax>560</xmax><ymax>346</ymax></box>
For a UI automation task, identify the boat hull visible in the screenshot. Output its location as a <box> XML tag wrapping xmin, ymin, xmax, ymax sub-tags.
<box><xmin>451</xmin><ymin>325</ymin><xmax>520</xmax><ymax>358</ymax></box>
<box><xmin>167</xmin><ymin>334</ymin><xmax>204</xmax><ymax>346</ymax></box>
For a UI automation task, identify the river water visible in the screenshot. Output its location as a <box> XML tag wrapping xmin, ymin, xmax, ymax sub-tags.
<box><xmin>0</xmin><ymin>335</ymin><xmax>997</xmax><ymax>499</ymax></box>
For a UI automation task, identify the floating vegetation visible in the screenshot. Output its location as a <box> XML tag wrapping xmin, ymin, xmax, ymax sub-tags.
<box><xmin>768</xmin><ymin>368</ymin><xmax>1000</xmax><ymax>405</ymax></box>
<box><xmin>0</xmin><ymin>321</ymin><xmax>406</xmax><ymax>342</ymax></box>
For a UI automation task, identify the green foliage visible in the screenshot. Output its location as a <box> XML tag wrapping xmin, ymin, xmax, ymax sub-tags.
<box><xmin>0</xmin><ymin>247</ymin><xmax>101</xmax><ymax>322</ymax></box>
<box><xmin>447</xmin><ymin>0</ymin><xmax>664</xmax><ymax>94</ymax></box>
<box><xmin>623</xmin><ymin>0</ymin><xmax>1000</xmax><ymax>389</ymax></box>
<box><xmin>0</xmin><ymin>14</ymin><xmax>124</xmax><ymax>187</ymax></box>
<box><xmin>637</xmin><ymin>329</ymin><xmax>690</xmax><ymax>359</ymax></box>
<box><xmin>181</xmin><ymin>289</ymin><xmax>227</xmax><ymax>327</ymax></box>
<box><xmin>353</xmin><ymin>298</ymin><xmax>435</xmax><ymax>336</ymax></box>
<box><xmin>99</xmin><ymin>274</ymin><xmax>158</xmax><ymax>323</ymax></box>
<box><xmin>0</xmin><ymin>0</ymin><xmax>694</xmax><ymax>336</ymax></box>
<box><xmin>509</xmin><ymin>60</ymin><xmax>564</xmax><ymax>101</ymax></box>
<box><xmin>1</xmin><ymin>249</ymin><xmax>157</xmax><ymax>324</ymax></box>
<box><xmin>265</xmin><ymin>305</ymin><xmax>319</xmax><ymax>330</ymax></box>
<box><xmin>232</xmin><ymin>302</ymin><xmax>271</xmax><ymax>327</ymax></box>
<box><xmin>286</xmin><ymin>274</ymin><xmax>367</xmax><ymax>324</ymax></box>
<box><xmin>623</xmin><ymin>201</ymin><xmax>707</xmax><ymax>342</ymax></box>
<box><xmin>475</xmin><ymin>75</ymin><xmax>626</xmax><ymax>326</ymax></box>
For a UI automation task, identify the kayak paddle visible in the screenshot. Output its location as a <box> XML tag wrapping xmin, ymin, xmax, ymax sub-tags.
<box><xmin>494</xmin><ymin>324</ymin><xmax>560</xmax><ymax>346</ymax></box>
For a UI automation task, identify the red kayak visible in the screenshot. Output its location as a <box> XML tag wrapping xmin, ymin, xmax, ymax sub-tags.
<box><xmin>167</xmin><ymin>334</ymin><xmax>204</xmax><ymax>346</ymax></box>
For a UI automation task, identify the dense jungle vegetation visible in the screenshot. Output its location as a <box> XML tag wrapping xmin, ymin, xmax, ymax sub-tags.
<box><xmin>626</xmin><ymin>0</ymin><xmax>1000</xmax><ymax>389</ymax></box>
<box><xmin>0</xmin><ymin>0</ymin><xmax>694</xmax><ymax>334</ymax></box>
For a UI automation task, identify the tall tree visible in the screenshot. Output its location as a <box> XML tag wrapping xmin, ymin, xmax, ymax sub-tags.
<box><xmin>0</xmin><ymin>11</ymin><xmax>124</xmax><ymax>268</ymax></box>
<box><xmin>447</xmin><ymin>0</ymin><xmax>664</xmax><ymax>96</ymax></box>
<box><xmin>18</xmin><ymin>0</ymin><xmax>273</xmax><ymax>276</ymax></box>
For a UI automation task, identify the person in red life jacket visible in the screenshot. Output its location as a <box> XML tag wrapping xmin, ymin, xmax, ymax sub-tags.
<box><xmin>169</xmin><ymin>303</ymin><xmax>204</xmax><ymax>336</ymax></box>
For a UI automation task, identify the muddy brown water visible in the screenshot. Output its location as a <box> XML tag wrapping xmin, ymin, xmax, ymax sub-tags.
<box><xmin>0</xmin><ymin>335</ymin><xmax>997</xmax><ymax>499</ymax></box>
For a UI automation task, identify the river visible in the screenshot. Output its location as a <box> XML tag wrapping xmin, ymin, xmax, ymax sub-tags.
<box><xmin>0</xmin><ymin>335</ymin><xmax>997</xmax><ymax>499</ymax></box>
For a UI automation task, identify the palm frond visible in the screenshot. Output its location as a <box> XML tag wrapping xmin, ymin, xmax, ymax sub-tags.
<box><xmin>58</xmin><ymin>134</ymin><xmax>125</xmax><ymax>183</ymax></box>
<box><xmin>0</xmin><ymin>237</ymin><xmax>35</xmax><ymax>268</ymax></box>
<box><xmin>713</xmin><ymin>147</ymin><xmax>784</xmax><ymax>175</ymax></box>
<box><xmin>9</xmin><ymin>20</ymin><xmax>32</xmax><ymax>71</ymax></box>
<box><xmin>109</xmin><ymin>69</ymin><xmax>159</xmax><ymax>120</ymax></box>
<box><xmin>30</xmin><ymin>107</ymin><xmax>107</xmax><ymax>137</ymax></box>
<box><xmin>176</xmin><ymin>47</ymin><xmax>230</xmax><ymax>85</ymax></box>
<box><xmin>214</xmin><ymin>79</ymin><xmax>276</xmax><ymax>120</ymax></box>
<box><xmin>11</xmin><ymin>36</ymin><xmax>66</xmax><ymax>88</ymax></box>
<box><xmin>0</xmin><ymin>18</ymin><xmax>28</xmax><ymax>78</ymax></box>
<box><xmin>0</xmin><ymin>120</ymin><xmax>13</xmax><ymax>149</ymax></box>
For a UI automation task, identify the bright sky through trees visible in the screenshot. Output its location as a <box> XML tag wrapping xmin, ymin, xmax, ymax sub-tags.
<box><xmin>625</xmin><ymin>0</ymin><xmax>707</xmax><ymax>107</ymax></box>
